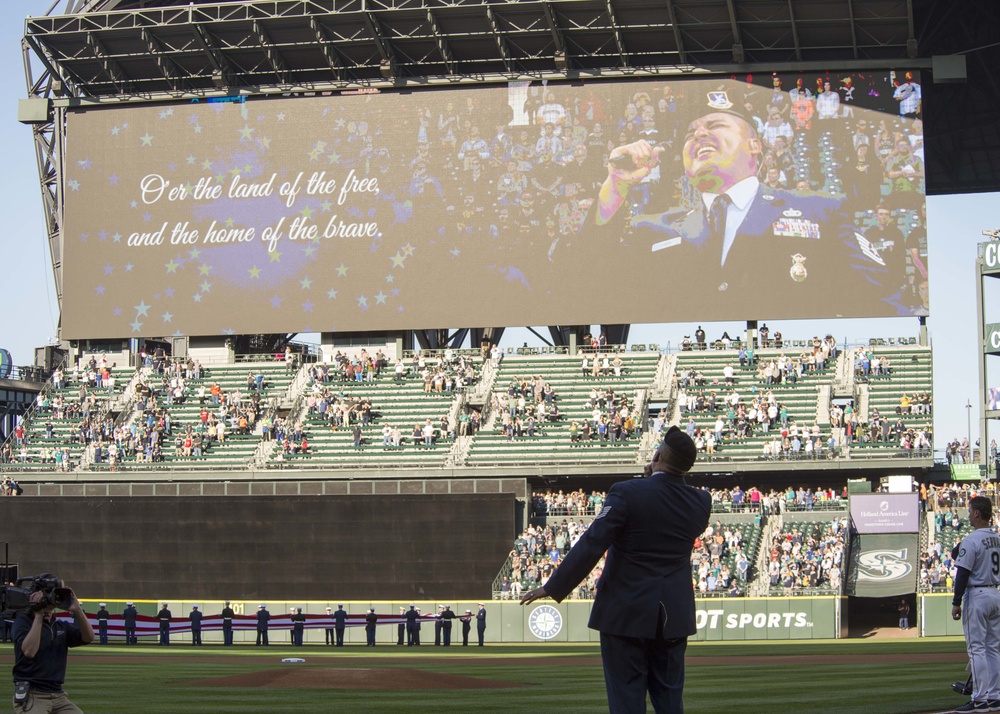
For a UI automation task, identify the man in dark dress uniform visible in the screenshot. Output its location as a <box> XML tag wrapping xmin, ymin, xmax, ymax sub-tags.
<box><xmin>440</xmin><ymin>605</ymin><xmax>456</xmax><ymax>646</ymax></box>
<box><xmin>189</xmin><ymin>605</ymin><xmax>203</xmax><ymax>646</ymax></box>
<box><xmin>476</xmin><ymin>603</ymin><xmax>487</xmax><ymax>646</ymax></box>
<box><xmin>256</xmin><ymin>604</ymin><xmax>270</xmax><ymax>646</ymax></box>
<box><xmin>365</xmin><ymin>608</ymin><xmax>377</xmax><ymax>646</ymax></box>
<box><xmin>157</xmin><ymin>603</ymin><xmax>171</xmax><ymax>646</ymax></box>
<box><xmin>221</xmin><ymin>600</ymin><xmax>235</xmax><ymax>646</ymax></box>
<box><xmin>96</xmin><ymin>603</ymin><xmax>109</xmax><ymax>645</ymax></box>
<box><xmin>461</xmin><ymin>610</ymin><xmax>473</xmax><ymax>646</ymax></box>
<box><xmin>397</xmin><ymin>607</ymin><xmax>406</xmax><ymax>645</ymax></box>
<box><xmin>123</xmin><ymin>602</ymin><xmax>137</xmax><ymax>645</ymax></box>
<box><xmin>325</xmin><ymin>607</ymin><xmax>336</xmax><ymax>646</ymax></box>
<box><xmin>434</xmin><ymin>605</ymin><xmax>444</xmax><ymax>645</ymax></box>
<box><xmin>405</xmin><ymin>605</ymin><xmax>419</xmax><ymax>646</ymax></box>
<box><xmin>291</xmin><ymin>608</ymin><xmax>306</xmax><ymax>646</ymax></box>
<box><xmin>334</xmin><ymin>604</ymin><xmax>347</xmax><ymax>646</ymax></box>
<box><xmin>577</xmin><ymin>92</ymin><xmax>904</xmax><ymax>319</ymax></box>
<box><xmin>522</xmin><ymin>426</ymin><xmax>711</xmax><ymax>714</ymax></box>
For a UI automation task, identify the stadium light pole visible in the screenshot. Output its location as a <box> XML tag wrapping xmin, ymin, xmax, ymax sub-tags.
<box><xmin>967</xmin><ymin>399</ymin><xmax>973</xmax><ymax>466</ymax></box>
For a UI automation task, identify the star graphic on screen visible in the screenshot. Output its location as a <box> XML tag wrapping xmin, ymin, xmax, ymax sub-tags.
<box><xmin>112</xmin><ymin>233</ymin><xmax>122</xmax><ymax>243</ymax></box>
<box><xmin>193</xmin><ymin>125</ymin><xmax>202</xmax><ymax>134</ymax></box>
<box><xmin>67</xmin><ymin>180</ymin><xmax>80</xmax><ymax>191</ymax></box>
<box><xmin>164</xmin><ymin>287</ymin><xmax>175</xmax><ymax>298</ymax></box>
<box><xmin>397</xmin><ymin>306</ymin><xmax>405</xmax><ymax>313</ymax></box>
<box><xmin>385</xmin><ymin>274</ymin><xmax>394</xmax><ymax>283</ymax></box>
<box><xmin>134</xmin><ymin>301</ymin><xmax>151</xmax><ymax>317</ymax></box>
<box><xmin>300</xmin><ymin>205</ymin><xmax>314</xmax><ymax>220</ymax></box>
<box><xmin>269</xmin><ymin>250</ymin><xmax>283</xmax><ymax>263</ymax></box>
<box><xmin>302</xmin><ymin>300</ymin><xmax>315</xmax><ymax>313</ymax></box>
<box><xmin>113</xmin><ymin>307</ymin><xmax>122</xmax><ymax>317</ymax></box>
<box><xmin>111</xmin><ymin>126</ymin><xmax>121</xmax><ymax>136</ymax></box>
<box><xmin>336</xmin><ymin>263</ymin><xmax>349</xmax><ymax>277</ymax></box>
<box><xmin>374</xmin><ymin>292</ymin><xmax>388</xmax><ymax>305</ymax></box>
<box><xmin>98</xmin><ymin>231</ymin><xmax>108</xmax><ymax>241</ymax></box>
<box><xmin>308</xmin><ymin>149</ymin><xmax>320</xmax><ymax>162</ymax></box>
<box><xmin>125</xmin><ymin>263</ymin><xmax>134</xmax><ymax>272</ymax></box>
<box><xmin>159</xmin><ymin>108</ymin><xmax>174</xmax><ymax>119</ymax></box>
<box><xmin>79</xmin><ymin>233</ymin><xmax>89</xmax><ymax>242</ymax></box>
<box><xmin>186</xmin><ymin>155</ymin><xmax>197</xmax><ymax>165</ymax></box>
<box><xmin>229</xmin><ymin>166</ymin><xmax>240</xmax><ymax>178</ymax></box>
<box><xmin>326</xmin><ymin>288</ymin><xmax>338</xmax><ymax>299</ymax></box>
<box><xmin>334</xmin><ymin>118</ymin><xmax>345</xmax><ymax>129</ymax></box>
<box><xmin>248</xmin><ymin>266</ymin><xmax>261</xmax><ymax>279</ymax></box>
<box><xmin>224</xmin><ymin>217</ymin><xmax>235</xmax><ymax>227</ymax></box>
<box><xmin>299</xmin><ymin>277</ymin><xmax>313</xmax><ymax>290</ymax></box>
<box><xmin>95</xmin><ymin>285</ymin><xmax>105</xmax><ymax>295</ymax></box>
<box><xmin>259</xmin><ymin>137</ymin><xmax>272</xmax><ymax>150</ymax></box>
<box><xmin>240</xmin><ymin>124</ymin><xmax>254</xmax><ymax>140</ymax></box>
<box><xmin>104</xmin><ymin>264</ymin><xmax>114</xmax><ymax>275</ymax></box>
<box><xmin>304</xmin><ymin>245</ymin><xmax>317</xmax><ymax>257</ymax></box>
<box><xmin>188</xmin><ymin>247</ymin><xmax>201</xmax><ymax>260</ymax></box>
<box><xmin>313</xmin><ymin>140</ymin><xmax>327</xmax><ymax>153</ymax></box>
<box><xmin>277</xmin><ymin>113</ymin><xmax>286</xmax><ymax>121</ymax></box>
<box><xmin>77</xmin><ymin>159</ymin><xmax>91</xmax><ymax>169</ymax></box>
<box><xmin>221</xmin><ymin>328</ymin><xmax>235</xmax><ymax>336</ymax></box>
<box><xmin>270</xmin><ymin>294</ymin><xmax>283</xmax><ymax>308</ymax></box>
<box><xmin>200</xmin><ymin>281</ymin><xmax>212</xmax><ymax>293</ymax></box>
<box><xmin>402</xmin><ymin>243</ymin><xmax>415</xmax><ymax>256</ymax></box>
<box><xmin>130</xmin><ymin>319</ymin><xmax>143</xmax><ymax>332</ymax></box>
<box><xmin>162</xmin><ymin>312</ymin><xmax>173</xmax><ymax>323</ymax></box>
<box><xmin>215</xmin><ymin>173</ymin><xmax>226</xmax><ymax>184</ymax></box>
<box><xmin>140</xmin><ymin>132</ymin><xmax>154</xmax><ymax>146</ymax></box>
<box><xmin>198</xmin><ymin>264</ymin><xmax>212</xmax><ymax>276</ymax></box>
<box><xmin>390</xmin><ymin>253</ymin><xmax>406</xmax><ymax>268</ymax></box>
<box><xmin>130</xmin><ymin>200</ymin><xmax>138</xmax><ymax>208</ymax></box>
<box><xmin>357</xmin><ymin>295</ymin><xmax>368</xmax><ymax>309</ymax></box>
<box><xmin>391</xmin><ymin>288</ymin><xmax>400</xmax><ymax>297</ymax></box>
<box><xmin>320</xmin><ymin>200</ymin><xmax>333</xmax><ymax>213</ymax></box>
<box><xmin>193</xmin><ymin>293</ymin><xmax>202</xmax><ymax>303</ymax></box>
<box><xmin>143</xmin><ymin>212</ymin><xmax>152</xmax><ymax>222</ymax></box>
<box><xmin>326</xmin><ymin>151</ymin><xmax>341</xmax><ymax>164</ymax></box>
<box><xmin>108</xmin><ymin>175</ymin><xmax>119</xmax><ymax>186</ymax></box>
<box><xmin>202</xmin><ymin>159</ymin><xmax>213</xmax><ymax>170</ymax></box>
<box><xmin>450</xmin><ymin>248</ymin><xmax>460</xmax><ymax>257</ymax></box>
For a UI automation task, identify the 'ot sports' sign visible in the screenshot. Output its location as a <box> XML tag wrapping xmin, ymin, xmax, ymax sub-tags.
<box><xmin>984</xmin><ymin>240</ymin><xmax>1000</xmax><ymax>273</ymax></box>
<box><xmin>986</xmin><ymin>323</ymin><xmax>1000</xmax><ymax>355</ymax></box>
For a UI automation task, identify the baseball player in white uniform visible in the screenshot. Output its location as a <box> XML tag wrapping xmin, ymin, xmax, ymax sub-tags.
<box><xmin>952</xmin><ymin>496</ymin><xmax>1000</xmax><ymax>712</ymax></box>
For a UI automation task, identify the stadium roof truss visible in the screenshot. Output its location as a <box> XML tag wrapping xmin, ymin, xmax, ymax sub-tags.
<box><xmin>20</xmin><ymin>0</ymin><xmax>1000</xmax><ymax>340</ymax></box>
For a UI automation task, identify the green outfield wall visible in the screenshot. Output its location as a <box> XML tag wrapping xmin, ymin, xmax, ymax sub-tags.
<box><xmin>920</xmin><ymin>593</ymin><xmax>966</xmax><ymax>637</ymax></box>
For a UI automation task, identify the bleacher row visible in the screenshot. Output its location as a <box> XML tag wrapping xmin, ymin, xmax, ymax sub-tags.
<box><xmin>0</xmin><ymin>344</ymin><xmax>934</xmax><ymax>475</ymax></box>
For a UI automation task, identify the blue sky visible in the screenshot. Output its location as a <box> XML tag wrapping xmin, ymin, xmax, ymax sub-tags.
<box><xmin>2</xmin><ymin>1</ymin><xmax>997</xmax><ymax>453</ymax></box>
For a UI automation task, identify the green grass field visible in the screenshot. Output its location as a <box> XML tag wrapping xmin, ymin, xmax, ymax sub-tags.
<box><xmin>0</xmin><ymin>639</ymin><xmax>971</xmax><ymax>713</ymax></box>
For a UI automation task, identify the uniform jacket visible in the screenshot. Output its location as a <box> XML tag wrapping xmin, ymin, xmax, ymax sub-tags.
<box><xmin>122</xmin><ymin>607</ymin><xmax>137</xmax><ymax>627</ymax></box>
<box><xmin>543</xmin><ymin>472</ymin><xmax>711</xmax><ymax>640</ymax></box>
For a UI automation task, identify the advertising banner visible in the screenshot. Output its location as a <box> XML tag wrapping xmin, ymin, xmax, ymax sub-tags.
<box><xmin>984</xmin><ymin>240</ymin><xmax>1000</xmax><ymax>273</ymax></box>
<box><xmin>849</xmin><ymin>493</ymin><xmax>920</xmax><ymax>533</ymax></box>
<box><xmin>987</xmin><ymin>324</ymin><xmax>1000</xmax><ymax>356</ymax></box>
<box><xmin>845</xmin><ymin>533</ymin><xmax>918</xmax><ymax>597</ymax></box>
<box><xmin>60</xmin><ymin>71</ymin><xmax>927</xmax><ymax>338</ymax></box>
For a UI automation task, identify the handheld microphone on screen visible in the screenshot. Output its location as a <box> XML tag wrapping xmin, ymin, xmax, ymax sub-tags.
<box><xmin>607</xmin><ymin>141</ymin><xmax>669</xmax><ymax>172</ymax></box>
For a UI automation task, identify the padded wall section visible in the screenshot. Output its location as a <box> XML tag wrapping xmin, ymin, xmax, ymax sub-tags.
<box><xmin>0</xmin><ymin>494</ymin><xmax>513</xmax><ymax>601</ymax></box>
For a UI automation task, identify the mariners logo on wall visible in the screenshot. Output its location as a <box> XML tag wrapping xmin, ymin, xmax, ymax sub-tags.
<box><xmin>528</xmin><ymin>605</ymin><xmax>563</xmax><ymax>640</ymax></box>
<box><xmin>856</xmin><ymin>549</ymin><xmax>913</xmax><ymax>581</ymax></box>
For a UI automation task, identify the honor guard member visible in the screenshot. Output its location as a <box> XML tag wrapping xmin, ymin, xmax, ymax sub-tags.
<box><xmin>522</xmin><ymin>426</ymin><xmax>712</xmax><ymax>714</ymax></box>
<box><xmin>461</xmin><ymin>610</ymin><xmax>473</xmax><ymax>646</ymax></box>
<box><xmin>291</xmin><ymin>608</ymin><xmax>306</xmax><ymax>646</ymax></box>
<box><xmin>289</xmin><ymin>608</ymin><xmax>296</xmax><ymax>644</ymax></box>
<box><xmin>157</xmin><ymin>603</ymin><xmax>172</xmax><ymax>646</ymax></box>
<box><xmin>397</xmin><ymin>607</ymin><xmax>406</xmax><ymax>646</ymax></box>
<box><xmin>580</xmin><ymin>91</ymin><xmax>900</xmax><ymax>319</ymax></box>
<box><xmin>405</xmin><ymin>605</ymin><xmax>419</xmax><ymax>646</ymax></box>
<box><xmin>413</xmin><ymin>608</ymin><xmax>422</xmax><ymax>646</ymax></box>
<box><xmin>325</xmin><ymin>607</ymin><xmax>336</xmax><ymax>646</ymax></box>
<box><xmin>951</xmin><ymin>496</ymin><xmax>1000</xmax><ymax>712</ymax></box>
<box><xmin>96</xmin><ymin>603</ymin><xmax>110</xmax><ymax>645</ymax></box>
<box><xmin>441</xmin><ymin>605</ymin><xmax>456</xmax><ymax>646</ymax></box>
<box><xmin>476</xmin><ymin>603</ymin><xmax>487</xmax><ymax>646</ymax></box>
<box><xmin>256</xmin><ymin>604</ymin><xmax>270</xmax><ymax>646</ymax></box>
<box><xmin>189</xmin><ymin>605</ymin><xmax>203</xmax><ymax>646</ymax></box>
<box><xmin>333</xmin><ymin>604</ymin><xmax>347</xmax><ymax>646</ymax></box>
<box><xmin>11</xmin><ymin>580</ymin><xmax>94</xmax><ymax>714</ymax></box>
<box><xmin>435</xmin><ymin>605</ymin><xmax>445</xmax><ymax>645</ymax></box>
<box><xmin>221</xmin><ymin>601</ymin><xmax>235</xmax><ymax>646</ymax></box>
<box><xmin>365</xmin><ymin>608</ymin><xmax>378</xmax><ymax>647</ymax></box>
<box><xmin>123</xmin><ymin>602</ymin><xmax>137</xmax><ymax>645</ymax></box>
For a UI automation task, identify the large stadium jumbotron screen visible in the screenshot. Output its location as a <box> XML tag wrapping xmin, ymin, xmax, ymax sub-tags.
<box><xmin>61</xmin><ymin>70</ymin><xmax>927</xmax><ymax>339</ymax></box>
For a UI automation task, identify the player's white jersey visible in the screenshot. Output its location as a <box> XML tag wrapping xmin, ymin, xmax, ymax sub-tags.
<box><xmin>956</xmin><ymin>526</ymin><xmax>1000</xmax><ymax>586</ymax></box>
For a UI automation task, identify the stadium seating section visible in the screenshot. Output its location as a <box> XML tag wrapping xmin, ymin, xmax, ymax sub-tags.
<box><xmin>1</xmin><ymin>343</ymin><xmax>933</xmax><ymax>474</ymax></box>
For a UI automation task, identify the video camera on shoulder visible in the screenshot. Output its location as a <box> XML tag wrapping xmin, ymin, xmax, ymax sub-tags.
<box><xmin>0</xmin><ymin>573</ymin><xmax>73</xmax><ymax>617</ymax></box>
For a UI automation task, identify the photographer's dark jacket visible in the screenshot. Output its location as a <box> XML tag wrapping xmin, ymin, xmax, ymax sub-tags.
<box><xmin>12</xmin><ymin>613</ymin><xmax>85</xmax><ymax>692</ymax></box>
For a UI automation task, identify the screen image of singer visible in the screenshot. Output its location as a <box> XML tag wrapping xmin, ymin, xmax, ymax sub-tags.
<box><xmin>59</xmin><ymin>71</ymin><xmax>927</xmax><ymax>340</ymax></box>
<box><xmin>0</xmin><ymin>639</ymin><xmax>968</xmax><ymax>713</ymax></box>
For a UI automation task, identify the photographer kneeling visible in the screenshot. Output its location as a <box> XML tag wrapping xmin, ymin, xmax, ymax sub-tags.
<box><xmin>11</xmin><ymin>577</ymin><xmax>94</xmax><ymax>713</ymax></box>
